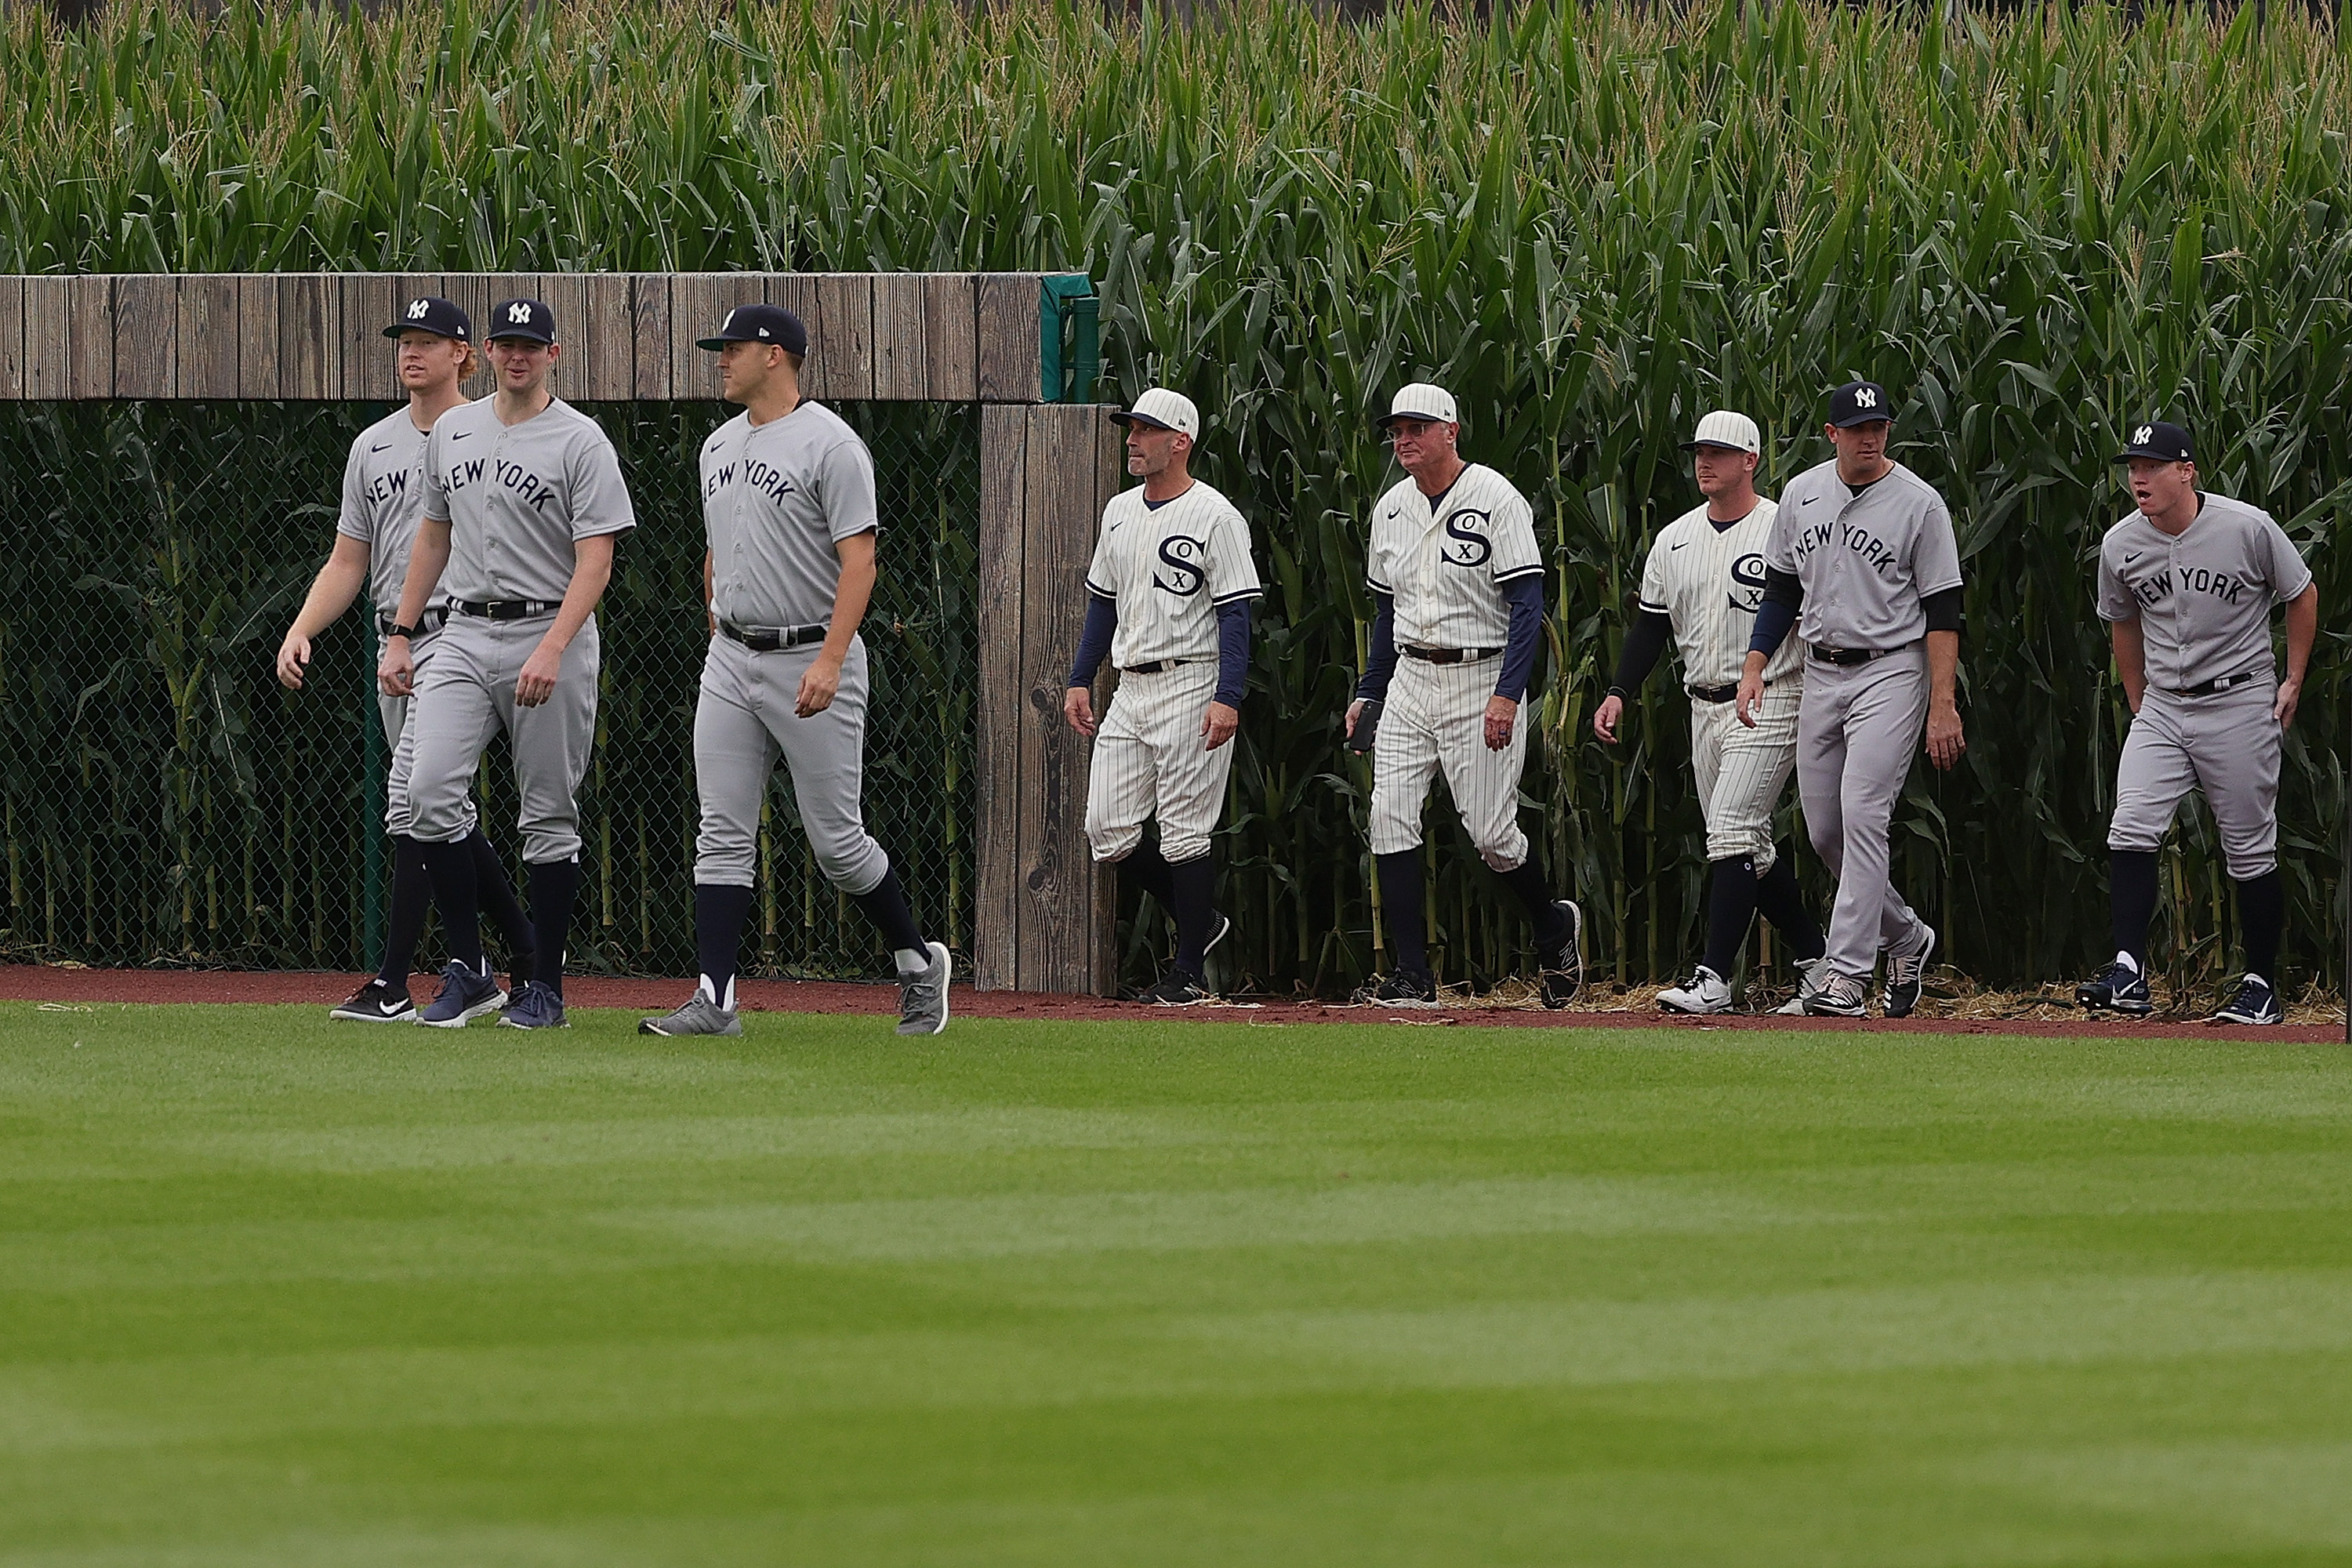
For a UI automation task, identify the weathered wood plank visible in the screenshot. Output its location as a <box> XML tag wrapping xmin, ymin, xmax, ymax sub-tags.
<box><xmin>871</xmin><ymin>273</ymin><xmax>927</xmax><ymax>401</ymax></box>
<box><xmin>582</xmin><ymin>272</ymin><xmax>635</xmax><ymax>401</ymax></box>
<box><xmin>274</xmin><ymin>275</ymin><xmax>339</xmax><ymax>401</ymax></box>
<box><xmin>813</xmin><ymin>274</ymin><xmax>875</xmax><ymax>403</ymax></box>
<box><xmin>0</xmin><ymin>277</ymin><xmax>24</xmax><ymax>400</ymax></box>
<box><xmin>527</xmin><ymin>272</ymin><xmax>589</xmax><ymax>400</ymax></box>
<box><xmin>975</xmin><ymin>273</ymin><xmax>1042</xmax><ymax>404</ymax></box>
<box><xmin>923</xmin><ymin>274</ymin><xmax>978</xmax><ymax>404</ymax></box>
<box><xmin>66</xmin><ymin>276</ymin><xmax>113</xmax><ymax>398</ymax></box>
<box><xmin>236</xmin><ymin>276</ymin><xmax>281</xmax><ymax>398</ymax></box>
<box><xmin>339</xmin><ymin>274</ymin><xmax>402</xmax><ymax>401</ymax></box>
<box><xmin>672</xmin><ymin>274</ymin><xmax>768</xmax><ymax>403</ymax></box>
<box><xmin>112</xmin><ymin>275</ymin><xmax>176</xmax><ymax>398</ymax></box>
<box><xmin>973</xmin><ymin>403</ymin><xmax>1028</xmax><ymax>990</ymax></box>
<box><xmin>629</xmin><ymin>274</ymin><xmax>671</xmax><ymax>399</ymax></box>
<box><xmin>22</xmin><ymin>278</ymin><xmax>70</xmax><ymax>399</ymax></box>
<box><xmin>432</xmin><ymin>274</ymin><xmax>495</xmax><ymax>398</ymax></box>
<box><xmin>175</xmin><ymin>274</ymin><xmax>241</xmax><ymax>400</ymax></box>
<box><xmin>760</xmin><ymin>273</ymin><xmax>821</xmax><ymax>398</ymax></box>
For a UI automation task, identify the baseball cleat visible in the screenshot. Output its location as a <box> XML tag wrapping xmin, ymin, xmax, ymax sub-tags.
<box><xmin>639</xmin><ymin>991</ymin><xmax>742</xmax><ymax>1037</ymax></box>
<box><xmin>2212</xmin><ymin>973</ymin><xmax>2284</xmax><ymax>1025</ymax></box>
<box><xmin>1802</xmin><ymin>971</ymin><xmax>1869</xmax><ymax>1018</ymax></box>
<box><xmin>1204</xmin><ymin>911</ymin><xmax>1234</xmax><ymax>958</ymax></box>
<box><xmin>2075</xmin><ymin>960</ymin><xmax>2153</xmax><ymax>1016</ymax></box>
<box><xmin>1657</xmin><ymin>965</ymin><xmax>1733</xmax><ymax>1014</ymax></box>
<box><xmin>1882</xmin><ymin>922</ymin><xmax>1936</xmax><ymax>1018</ymax></box>
<box><xmin>417</xmin><ymin>960</ymin><xmax>506</xmax><ymax>1028</ymax></box>
<box><xmin>1140</xmin><ymin>968</ymin><xmax>1216</xmax><ymax>1006</ymax></box>
<box><xmin>1367</xmin><ymin>969</ymin><xmax>1439</xmax><ymax>1008</ymax></box>
<box><xmin>497</xmin><ymin>981</ymin><xmax>568</xmax><ymax>1029</ymax></box>
<box><xmin>1774</xmin><ymin>956</ymin><xmax>1831</xmax><ymax>1014</ymax></box>
<box><xmin>896</xmin><ymin>941</ymin><xmax>953</xmax><ymax>1036</ymax></box>
<box><xmin>331</xmin><ymin>978</ymin><xmax>416</xmax><ymax>1024</ymax></box>
<box><xmin>1539</xmin><ymin>899</ymin><xmax>1584</xmax><ymax>1008</ymax></box>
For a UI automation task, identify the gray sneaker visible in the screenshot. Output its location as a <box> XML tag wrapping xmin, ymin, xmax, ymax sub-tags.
<box><xmin>639</xmin><ymin>990</ymin><xmax>742</xmax><ymax>1037</ymax></box>
<box><xmin>898</xmin><ymin>941</ymin><xmax>952</xmax><ymax>1036</ymax></box>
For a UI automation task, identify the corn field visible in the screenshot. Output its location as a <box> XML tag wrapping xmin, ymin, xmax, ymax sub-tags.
<box><xmin>0</xmin><ymin>0</ymin><xmax>2346</xmax><ymax>993</ymax></box>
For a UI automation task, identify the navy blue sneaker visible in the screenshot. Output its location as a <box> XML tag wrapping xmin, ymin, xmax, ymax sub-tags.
<box><xmin>2076</xmin><ymin>960</ymin><xmax>2153</xmax><ymax>1016</ymax></box>
<box><xmin>418</xmin><ymin>960</ymin><xmax>506</xmax><ymax>1028</ymax></box>
<box><xmin>2212</xmin><ymin>973</ymin><xmax>2284</xmax><ymax>1025</ymax></box>
<box><xmin>498</xmin><ymin>980</ymin><xmax>568</xmax><ymax>1030</ymax></box>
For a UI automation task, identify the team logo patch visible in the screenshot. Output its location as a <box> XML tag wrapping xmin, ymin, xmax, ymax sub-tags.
<box><xmin>2133</xmin><ymin>424</ymin><xmax>2154</xmax><ymax>446</ymax></box>
<box><xmin>1853</xmin><ymin>387</ymin><xmax>1878</xmax><ymax>409</ymax></box>
<box><xmin>1441</xmin><ymin>510</ymin><xmax>1492</xmax><ymax>568</ymax></box>
<box><xmin>1728</xmin><ymin>552</ymin><xmax>1767</xmax><ymax>613</ymax></box>
<box><xmin>506</xmin><ymin>302</ymin><xmax>533</xmax><ymax>325</ymax></box>
<box><xmin>406</xmin><ymin>299</ymin><xmax>429</xmax><ymax>320</ymax></box>
<box><xmin>1152</xmin><ymin>535</ymin><xmax>1207</xmax><ymax>595</ymax></box>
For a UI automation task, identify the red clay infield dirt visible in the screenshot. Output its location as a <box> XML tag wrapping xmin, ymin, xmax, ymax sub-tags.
<box><xmin>2</xmin><ymin>964</ymin><xmax>2340</xmax><ymax>1040</ymax></box>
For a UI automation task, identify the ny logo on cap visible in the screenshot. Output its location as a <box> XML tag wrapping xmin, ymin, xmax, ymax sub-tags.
<box><xmin>1854</xmin><ymin>387</ymin><xmax>1878</xmax><ymax>409</ymax></box>
<box><xmin>2133</xmin><ymin>424</ymin><xmax>2154</xmax><ymax>445</ymax></box>
<box><xmin>406</xmin><ymin>299</ymin><xmax>429</xmax><ymax>320</ymax></box>
<box><xmin>506</xmin><ymin>302</ymin><xmax>533</xmax><ymax>325</ymax></box>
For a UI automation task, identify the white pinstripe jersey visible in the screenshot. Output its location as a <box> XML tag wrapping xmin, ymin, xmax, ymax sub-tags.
<box><xmin>1364</xmin><ymin>463</ymin><xmax>1544</xmax><ymax>648</ymax></box>
<box><xmin>1083</xmin><ymin>480</ymin><xmax>1261</xmax><ymax>668</ymax></box>
<box><xmin>1638</xmin><ymin>497</ymin><xmax>1801</xmax><ymax>690</ymax></box>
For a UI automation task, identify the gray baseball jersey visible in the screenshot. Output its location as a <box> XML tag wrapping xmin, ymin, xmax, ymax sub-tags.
<box><xmin>1083</xmin><ymin>480</ymin><xmax>1261</xmax><ymax>666</ymax></box>
<box><xmin>337</xmin><ymin>408</ymin><xmax>450</xmax><ymax>619</ymax></box>
<box><xmin>421</xmin><ymin>396</ymin><xmax>635</xmax><ymax>603</ymax></box>
<box><xmin>1365</xmin><ymin>463</ymin><xmax>1544</xmax><ymax>648</ymax></box>
<box><xmin>701</xmin><ymin>400</ymin><xmax>879</xmax><ymax>629</ymax></box>
<box><xmin>2095</xmin><ymin>493</ymin><xmax>2311</xmax><ymax>689</ymax></box>
<box><xmin>1767</xmin><ymin>459</ymin><xmax>1963</xmax><ymax>648</ymax></box>
<box><xmin>1639</xmin><ymin>497</ymin><xmax>1800</xmax><ymax>689</ymax></box>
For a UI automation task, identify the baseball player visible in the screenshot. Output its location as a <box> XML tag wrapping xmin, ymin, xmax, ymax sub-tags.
<box><xmin>2076</xmin><ymin>421</ymin><xmax>2317</xmax><ymax>1025</ymax></box>
<box><xmin>1346</xmin><ymin>383</ymin><xmax>1581</xmax><ymax>1007</ymax></box>
<box><xmin>1062</xmin><ymin>387</ymin><xmax>1260</xmax><ymax>1005</ymax></box>
<box><xmin>379</xmin><ymin>296</ymin><xmax>633</xmax><ymax>1030</ymax></box>
<box><xmin>1737</xmin><ymin>379</ymin><xmax>1965</xmax><ymax>1018</ymax></box>
<box><xmin>639</xmin><ymin>304</ymin><xmax>953</xmax><ymax>1039</ymax></box>
<box><xmin>1593</xmin><ymin>409</ymin><xmax>1828</xmax><ymax>1014</ymax></box>
<box><xmin>274</xmin><ymin>296</ymin><xmax>535</xmax><ymax>1023</ymax></box>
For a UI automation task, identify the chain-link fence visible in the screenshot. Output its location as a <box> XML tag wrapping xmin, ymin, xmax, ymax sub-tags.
<box><xmin>0</xmin><ymin>400</ymin><xmax>978</xmax><ymax>980</ymax></box>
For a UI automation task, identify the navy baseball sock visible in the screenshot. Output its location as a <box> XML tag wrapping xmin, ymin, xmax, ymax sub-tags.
<box><xmin>2110</xmin><ymin>849</ymin><xmax>2159</xmax><ymax>971</ymax></box>
<box><xmin>1752</xmin><ymin>852</ymin><xmax>1825</xmax><ymax>962</ymax></box>
<box><xmin>527</xmin><ymin>858</ymin><xmax>580</xmax><ymax>999</ymax></box>
<box><xmin>851</xmin><ymin>866</ymin><xmax>929</xmax><ymax>969</ymax></box>
<box><xmin>1375</xmin><ymin>850</ymin><xmax>1429</xmax><ymax>977</ymax></box>
<box><xmin>1122</xmin><ymin>840</ymin><xmax>1178</xmax><ymax>916</ymax></box>
<box><xmin>1167</xmin><ymin>855</ymin><xmax>1216</xmax><ymax>977</ymax></box>
<box><xmin>1495</xmin><ymin>862</ymin><xmax>1567</xmax><ymax>946</ymax></box>
<box><xmin>376</xmin><ymin>835</ymin><xmax>432</xmax><ymax>989</ymax></box>
<box><xmin>693</xmin><ymin>882</ymin><xmax>755</xmax><ymax>1009</ymax></box>
<box><xmin>1702</xmin><ymin>855</ymin><xmax>1760</xmax><ymax>978</ymax></box>
<box><xmin>417</xmin><ymin>838</ymin><xmax>484</xmax><ymax>971</ymax></box>
<box><xmin>2235</xmin><ymin>869</ymin><xmax>2284</xmax><ymax>980</ymax></box>
<box><xmin>468</xmin><ymin>829</ymin><xmax>535</xmax><ymax>985</ymax></box>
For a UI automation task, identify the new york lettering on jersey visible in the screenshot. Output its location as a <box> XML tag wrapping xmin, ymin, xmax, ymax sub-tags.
<box><xmin>1083</xmin><ymin>480</ymin><xmax>1261</xmax><ymax>668</ymax></box>
<box><xmin>1639</xmin><ymin>497</ymin><xmax>1799</xmax><ymax>690</ymax></box>
<box><xmin>700</xmin><ymin>401</ymin><xmax>880</xmax><ymax>629</ymax></box>
<box><xmin>2095</xmin><ymin>493</ymin><xmax>2312</xmax><ymax>690</ymax></box>
<box><xmin>1767</xmin><ymin>459</ymin><xmax>1962</xmax><ymax>648</ymax></box>
<box><xmin>337</xmin><ymin>407</ymin><xmax>448</xmax><ymax>618</ymax></box>
<box><xmin>1364</xmin><ymin>463</ymin><xmax>1542</xmax><ymax>648</ymax></box>
<box><xmin>423</xmin><ymin>396</ymin><xmax>635</xmax><ymax>604</ymax></box>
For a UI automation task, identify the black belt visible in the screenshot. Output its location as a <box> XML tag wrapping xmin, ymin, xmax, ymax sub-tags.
<box><xmin>719</xmin><ymin>619</ymin><xmax>829</xmax><ymax>652</ymax></box>
<box><xmin>456</xmin><ymin>598</ymin><xmax>561</xmax><ymax>621</ymax></box>
<box><xmin>377</xmin><ymin>608</ymin><xmax>448</xmax><ymax>637</ymax></box>
<box><xmin>1688</xmin><ymin>682</ymin><xmax>1740</xmax><ymax>704</ymax></box>
<box><xmin>2163</xmin><ymin>669</ymin><xmax>2268</xmax><ymax>698</ymax></box>
<box><xmin>1402</xmin><ymin>644</ymin><xmax>1504</xmax><ymax>664</ymax></box>
<box><xmin>1810</xmin><ymin>642</ymin><xmax>1911</xmax><ymax>667</ymax></box>
<box><xmin>1120</xmin><ymin>656</ymin><xmax>1207</xmax><ymax>675</ymax></box>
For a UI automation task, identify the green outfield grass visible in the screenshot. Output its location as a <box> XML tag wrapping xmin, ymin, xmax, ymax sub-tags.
<box><xmin>2</xmin><ymin>1003</ymin><xmax>2349</xmax><ymax>1566</ymax></box>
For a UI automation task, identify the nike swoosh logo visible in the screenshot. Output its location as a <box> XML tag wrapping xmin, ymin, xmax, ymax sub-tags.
<box><xmin>377</xmin><ymin>1000</ymin><xmax>405</xmax><ymax>1014</ymax></box>
<box><xmin>451</xmin><ymin>432</ymin><xmax>471</xmax><ymax>441</ymax></box>
<box><xmin>2123</xmin><ymin>550</ymin><xmax>2144</xmax><ymax>563</ymax></box>
<box><xmin>1670</xmin><ymin>541</ymin><xmax>1689</xmax><ymax>550</ymax></box>
<box><xmin>370</xmin><ymin>443</ymin><xmax>391</xmax><ymax>453</ymax></box>
<box><xmin>1800</xmin><ymin>495</ymin><xmax>1818</xmax><ymax>506</ymax></box>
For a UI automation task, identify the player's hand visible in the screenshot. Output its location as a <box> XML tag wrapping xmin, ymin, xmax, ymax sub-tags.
<box><xmin>277</xmin><ymin>632</ymin><xmax>311</xmax><ymax>691</ymax></box>
<box><xmin>517</xmin><ymin>639</ymin><xmax>564</xmax><ymax>708</ymax></box>
<box><xmin>1345</xmin><ymin>698</ymin><xmax>1366</xmax><ymax>739</ymax></box>
<box><xmin>1592</xmin><ymin>694</ymin><xmax>1624</xmax><ymax>744</ymax></box>
<box><xmin>377</xmin><ymin>637</ymin><xmax>414</xmax><ymax>698</ymax></box>
<box><xmin>795</xmin><ymin>654</ymin><xmax>843</xmax><ymax>717</ymax></box>
<box><xmin>1926</xmin><ymin>700</ymin><xmax>1965</xmax><ymax>771</ymax></box>
<box><xmin>2275</xmin><ymin>677</ymin><xmax>2303</xmax><ymax>729</ymax></box>
<box><xmin>1483</xmin><ymin>695</ymin><xmax>1518</xmax><ymax>751</ymax></box>
<box><xmin>1735</xmin><ymin>670</ymin><xmax>1766</xmax><ymax>728</ymax></box>
<box><xmin>1064</xmin><ymin>686</ymin><xmax>1096</xmax><ymax>737</ymax></box>
<box><xmin>1201</xmin><ymin>701</ymin><xmax>1239</xmax><ymax>751</ymax></box>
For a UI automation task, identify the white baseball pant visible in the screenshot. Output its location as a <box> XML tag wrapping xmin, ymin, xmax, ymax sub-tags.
<box><xmin>1690</xmin><ymin>680</ymin><xmax>1801</xmax><ymax>870</ymax></box>
<box><xmin>1367</xmin><ymin>653</ymin><xmax>1529</xmax><ymax>873</ymax></box>
<box><xmin>2107</xmin><ymin>677</ymin><xmax>2281</xmax><ymax>880</ymax></box>
<box><xmin>1795</xmin><ymin>646</ymin><xmax>1929</xmax><ymax>982</ymax></box>
<box><xmin>1085</xmin><ymin>660</ymin><xmax>1234</xmax><ymax>866</ymax></box>
<box><xmin>405</xmin><ymin>612</ymin><xmax>600</xmax><ymax>864</ymax></box>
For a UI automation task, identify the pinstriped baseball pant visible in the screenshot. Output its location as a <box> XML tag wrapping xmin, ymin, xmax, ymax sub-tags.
<box><xmin>1690</xmin><ymin>677</ymin><xmax>1800</xmax><ymax>871</ymax></box>
<box><xmin>1085</xmin><ymin>661</ymin><xmax>1234</xmax><ymax>866</ymax></box>
<box><xmin>1367</xmin><ymin>653</ymin><xmax>1530</xmax><ymax>873</ymax></box>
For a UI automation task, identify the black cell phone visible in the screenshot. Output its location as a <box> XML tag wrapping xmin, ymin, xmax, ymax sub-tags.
<box><xmin>1346</xmin><ymin>699</ymin><xmax>1381</xmax><ymax>754</ymax></box>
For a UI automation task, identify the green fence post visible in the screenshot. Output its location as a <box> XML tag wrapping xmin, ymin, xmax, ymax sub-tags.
<box><xmin>1038</xmin><ymin>275</ymin><xmax>1099</xmax><ymax>402</ymax></box>
<box><xmin>361</xmin><ymin>683</ymin><xmax>386</xmax><ymax>970</ymax></box>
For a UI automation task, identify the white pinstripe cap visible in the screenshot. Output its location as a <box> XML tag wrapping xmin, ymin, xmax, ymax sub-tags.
<box><xmin>1681</xmin><ymin>409</ymin><xmax>1761</xmax><ymax>454</ymax></box>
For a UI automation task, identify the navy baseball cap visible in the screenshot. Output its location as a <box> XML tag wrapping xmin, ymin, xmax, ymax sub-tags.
<box><xmin>486</xmin><ymin>297</ymin><xmax>557</xmax><ymax>344</ymax></box>
<box><xmin>1828</xmin><ymin>379</ymin><xmax>1893</xmax><ymax>426</ymax></box>
<box><xmin>383</xmin><ymin>296</ymin><xmax>471</xmax><ymax>342</ymax></box>
<box><xmin>2115</xmin><ymin>420</ymin><xmax>2194</xmax><ymax>463</ymax></box>
<box><xmin>697</xmin><ymin>303</ymin><xmax>808</xmax><ymax>356</ymax></box>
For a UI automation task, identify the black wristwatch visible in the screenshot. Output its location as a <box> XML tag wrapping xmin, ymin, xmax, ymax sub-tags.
<box><xmin>388</xmin><ymin>622</ymin><xmax>419</xmax><ymax>641</ymax></box>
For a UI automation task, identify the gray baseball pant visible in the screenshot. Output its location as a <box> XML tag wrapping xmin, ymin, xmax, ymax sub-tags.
<box><xmin>1797</xmin><ymin>645</ymin><xmax>1929</xmax><ymax>983</ymax></box>
<box><xmin>2106</xmin><ymin>677</ymin><xmax>2281</xmax><ymax>879</ymax></box>
<box><xmin>692</xmin><ymin>631</ymin><xmax>890</xmax><ymax>895</ymax></box>
<box><xmin>405</xmin><ymin>612</ymin><xmax>601</xmax><ymax>864</ymax></box>
<box><xmin>376</xmin><ymin>630</ymin><xmax>476</xmax><ymax>840</ymax></box>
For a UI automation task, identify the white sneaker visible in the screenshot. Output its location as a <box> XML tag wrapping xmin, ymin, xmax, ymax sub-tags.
<box><xmin>1773</xmin><ymin>957</ymin><xmax>1831</xmax><ymax>1015</ymax></box>
<box><xmin>1657</xmin><ymin>965</ymin><xmax>1733</xmax><ymax>1014</ymax></box>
